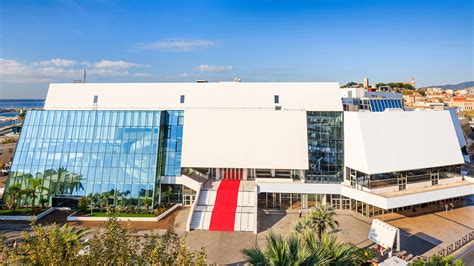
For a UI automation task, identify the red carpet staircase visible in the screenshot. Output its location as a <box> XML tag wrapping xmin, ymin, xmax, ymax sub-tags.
<box><xmin>208</xmin><ymin>179</ymin><xmax>241</xmax><ymax>231</ymax></box>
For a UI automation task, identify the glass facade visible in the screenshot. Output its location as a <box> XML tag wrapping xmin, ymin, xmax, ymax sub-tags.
<box><xmin>306</xmin><ymin>111</ymin><xmax>344</xmax><ymax>183</ymax></box>
<box><xmin>5</xmin><ymin>110</ymin><xmax>183</xmax><ymax>208</ymax></box>
<box><xmin>369</xmin><ymin>99</ymin><xmax>404</xmax><ymax>112</ymax></box>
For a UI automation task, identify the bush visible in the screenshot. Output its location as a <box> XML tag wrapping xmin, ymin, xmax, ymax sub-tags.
<box><xmin>1</xmin><ymin>218</ymin><xmax>207</xmax><ymax>265</ymax></box>
<box><xmin>77</xmin><ymin>197</ymin><xmax>90</xmax><ymax>212</ymax></box>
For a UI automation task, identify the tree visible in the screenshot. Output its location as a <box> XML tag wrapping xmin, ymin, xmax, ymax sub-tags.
<box><xmin>242</xmin><ymin>231</ymin><xmax>329</xmax><ymax>265</ymax></box>
<box><xmin>294</xmin><ymin>205</ymin><xmax>339</xmax><ymax>240</ymax></box>
<box><xmin>77</xmin><ymin>196</ymin><xmax>90</xmax><ymax>212</ymax></box>
<box><xmin>18</xmin><ymin>111</ymin><xmax>26</xmax><ymax>121</ymax></box>
<box><xmin>412</xmin><ymin>255</ymin><xmax>464</xmax><ymax>266</ymax></box>
<box><xmin>2</xmin><ymin>223</ymin><xmax>88</xmax><ymax>265</ymax></box>
<box><xmin>27</xmin><ymin>177</ymin><xmax>46</xmax><ymax>214</ymax></box>
<box><xmin>162</xmin><ymin>186</ymin><xmax>173</xmax><ymax>203</ymax></box>
<box><xmin>242</xmin><ymin>231</ymin><xmax>368</xmax><ymax>265</ymax></box>
<box><xmin>303</xmin><ymin>232</ymin><xmax>365</xmax><ymax>265</ymax></box>
<box><xmin>5</xmin><ymin>183</ymin><xmax>21</xmax><ymax>211</ymax></box>
<box><xmin>141</xmin><ymin>197</ymin><xmax>153</xmax><ymax>211</ymax></box>
<box><xmin>2</xmin><ymin>218</ymin><xmax>207</xmax><ymax>265</ymax></box>
<box><xmin>403</xmin><ymin>83</ymin><xmax>415</xmax><ymax>90</ymax></box>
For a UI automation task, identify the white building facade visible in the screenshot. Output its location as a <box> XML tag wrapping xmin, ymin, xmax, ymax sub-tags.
<box><xmin>4</xmin><ymin>82</ymin><xmax>474</xmax><ymax>232</ymax></box>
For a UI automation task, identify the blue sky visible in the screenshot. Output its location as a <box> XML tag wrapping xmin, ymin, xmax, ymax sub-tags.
<box><xmin>0</xmin><ymin>0</ymin><xmax>473</xmax><ymax>98</ymax></box>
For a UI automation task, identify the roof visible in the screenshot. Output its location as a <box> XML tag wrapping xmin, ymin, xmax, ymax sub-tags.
<box><xmin>181</xmin><ymin>109</ymin><xmax>309</xmax><ymax>169</ymax></box>
<box><xmin>452</xmin><ymin>97</ymin><xmax>474</xmax><ymax>102</ymax></box>
<box><xmin>44</xmin><ymin>82</ymin><xmax>343</xmax><ymax>111</ymax></box>
<box><xmin>344</xmin><ymin>110</ymin><xmax>464</xmax><ymax>174</ymax></box>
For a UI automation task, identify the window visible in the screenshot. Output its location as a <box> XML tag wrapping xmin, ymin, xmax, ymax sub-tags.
<box><xmin>180</xmin><ymin>95</ymin><xmax>185</xmax><ymax>104</ymax></box>
<box><xmin>274</xmin><ymin>95</ymin><xmax>280</xmax><ymax>104</ymax></box>
<box><xmin>93</xmin><ymin>95</ymin><xmax>99</xmax><ymax>104</ymax></box>
<box><xmin>8</xmin><ymin>148</ymin><xmax>14</xmax><ymax>153</ymax></box>
<box><xmin>5</xmin><ymin>110</ymin><xmax>184</xmax><ymax>209</ymax></box>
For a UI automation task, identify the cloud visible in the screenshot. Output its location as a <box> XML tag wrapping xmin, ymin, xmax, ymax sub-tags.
<box><xmin>193</xmin><ymin>64</ymin><xmax>233</xmax><ymax>72</ymax></box>
<box><xmin>134</xmin><ymin>39</ymin><xmax>216</xmax><ymax>51</ymax></box>
<box><xmin>0</xmin><ymin>58</ymin><xmax>150</xmax><ymax>84</ymax></box>
<box><xmin>35</xmin><ymin>58</ymin><xmax>78</xmax><ymax>67</ymax></box>
<box><xmin>133</xmin><ymin>72</ymin><xmax>153</xmax><ymax>77</ymax></box>
<box><xmin>93</xmin><ymin>60</ymin><xmax>143</xmax><ymax>69</ymax></box>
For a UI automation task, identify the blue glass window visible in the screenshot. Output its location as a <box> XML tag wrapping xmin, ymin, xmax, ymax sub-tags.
<box><xmin>306</xmin><ymin>112</ymin><xmax>344</xmax><ymax>183</ymax></box>
<box><xmin>5</xmin><ymin>110</ymin><xmax>184</xmax><ymax>208</ymax></box>
<box><xmin>369</xmin><ymin>99</ymin><xmax>404</xmax><ymax>112</ymax></box>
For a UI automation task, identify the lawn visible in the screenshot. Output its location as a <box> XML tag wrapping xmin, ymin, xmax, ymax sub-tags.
<box><xmin>85</xmin><ymin>211</ymin><xmax>156</xmax><ymax>218</ymax></box>
<box><xmin>0</xmin><ymin>208</ymin><xmax>48</xmax><ymax>216</ymax></box>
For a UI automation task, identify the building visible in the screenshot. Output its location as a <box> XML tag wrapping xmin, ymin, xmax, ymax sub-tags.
<box><xmin>3</xmin><ymin>82</ymin><xmax>473</xmax><ymax>233</ymax></box>
<box><xmin>363</xmin><ymin>77</ymin><xmax>369</xmax><ymax>89</ymax></box>
<box><xmin>340</xmin><ymin>88</ymin><xmax>404</xmax><ymax>112</ymax></box>
<box><xmin>447</xmin><ymin>96</ymin><xmax>474</xmax><ymax>111</ymax></box>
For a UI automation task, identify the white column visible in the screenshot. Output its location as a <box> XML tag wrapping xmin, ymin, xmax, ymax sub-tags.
<box><xmin>271</xmin><ymin>169</ymin><xmax>276</xmax><ymax>177</ymax></box>
<box><xmin>243</xmin><ymin>168</ymin><xmax>248</xmax><ymax>181</ymax></box>
<box><xmin>216</xmin><ymin>168</ymin><xmax>221</xmax><ymax>180</ymax></box>
<box><xmin>321</xmin><ymin>194</ymin><xmax>327</xmax><ymax>206</ymax></box>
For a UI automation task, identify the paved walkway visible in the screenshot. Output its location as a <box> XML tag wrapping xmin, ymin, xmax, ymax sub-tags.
<box><xmin>2</xmin><ymin>205</ymin><xmax>472</xmax><ymax>264</ymax></box>
<box><xmin>380</xmin><ymin>205</ymin><xmax>474</xmax><ymax>256</ymax></box>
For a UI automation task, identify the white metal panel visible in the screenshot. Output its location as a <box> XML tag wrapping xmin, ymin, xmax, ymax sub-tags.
<box><xmin>368</xmin><ymin>219</ymin><xmax>399</xmax><ymax>249</ymax></box>
<box><xmin>234</xmin><ymin>212</ymin><xmax>241</xmax><ymax>231</ymax></box>
<box><xmin>344</xmin><ymin>111</ymin><xmax>464</xmax><ymax>174</ymax></box>
<box><xmin>257</xmin><ymin>182</ymin><xmax>341</xmax><ymax>194</ymax></box>
<box><xmin>181</xmin><ymin>109</ymin><xmax>309</xmax><ymax>169</ymax></box>
<box><xmin>44</xmin><ymin>82</ymin><xmax>342</xmax><ymax>111</ymax></box>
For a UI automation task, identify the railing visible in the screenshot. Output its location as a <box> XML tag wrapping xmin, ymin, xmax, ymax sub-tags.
<box><xmin>417</xmin><ymin>231</ymin><xmax>474</xmax><ymax>262</ymax></box>
<box><xmin>368</xmin><ymin>172</ymin><xmax>464</xmax><ymax>189</ymax></box>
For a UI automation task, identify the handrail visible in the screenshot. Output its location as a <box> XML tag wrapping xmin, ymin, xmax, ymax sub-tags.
<box><xmin>185</xmin><ymin>181</ymin><xmax>203</xmax><ymax>231</ymax></box>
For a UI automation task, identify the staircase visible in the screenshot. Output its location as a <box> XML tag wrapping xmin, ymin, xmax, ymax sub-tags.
<box><xmin>189</xmin><ymin>180</ymin><xmax>256</xmax><ymax>232</ymax></box>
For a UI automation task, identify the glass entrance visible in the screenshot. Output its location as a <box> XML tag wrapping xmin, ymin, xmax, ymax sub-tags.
<box><xmin>183</xmin><ymin>194</ymin><xmax>195</xmax><ymax>206</ymax></box>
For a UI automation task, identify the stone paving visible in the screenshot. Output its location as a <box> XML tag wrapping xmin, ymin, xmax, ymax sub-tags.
<box><xmin>380</xmin><ymin>205</ymin><xmax>474</xmax><ymax>256</ymax></box>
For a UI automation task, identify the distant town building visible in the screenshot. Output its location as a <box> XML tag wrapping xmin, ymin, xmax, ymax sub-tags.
<box><xmin>363</xmin><ymin>77</ymin><xmax>369</xmax><ymax>88</ymax></box>
<box><xmin>447</xmin><ymin>96</ymin><xmax>474</xmax><ymax>111</ymax></box>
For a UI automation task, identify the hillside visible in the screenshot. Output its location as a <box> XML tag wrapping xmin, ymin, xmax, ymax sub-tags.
<box><xmin>424</xmin><ymin>81</ymin><xmax>474</xmax><ymax>90</ymax></box>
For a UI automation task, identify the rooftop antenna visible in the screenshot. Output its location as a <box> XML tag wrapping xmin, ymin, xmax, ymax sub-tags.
<box><xmin>83</xmin><ymin>69</ymin><xmax>87</xmax><ymax>83</ymax></box>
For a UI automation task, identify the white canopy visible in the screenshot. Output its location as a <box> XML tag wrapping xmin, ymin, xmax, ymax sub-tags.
<box><xmin>181</xmin><ymin>109</ymin><xmax>309</xmax><ymax>169</ymax></box>
<box><xmin>344</xmin><ymin>110</ymin><xmax>464</xmax><ymax>174</ymax></box>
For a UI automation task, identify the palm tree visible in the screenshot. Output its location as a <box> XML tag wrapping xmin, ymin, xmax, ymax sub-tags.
<box><xmin>141</xmin><ymin>198</ymin><xmax>153</xmax><ymax>211</ymax></box>
<box><xmin>26</xmin><ymin>177</ymin><xmax>47</xmax><ymax>214</ymax></box>
<box><xmin>65</xmin><ymin>173</ymin><xmax>84</xmax><ymax>194</ymax></box>
<box><xmin>303</xmin><ymin>232</ymin><xmax>363</xmax><ymax>265</ymax></box>
<box><xmin>55</xmin><ymin>167</ymin><xmax>69</xmax><ymax>194</ymax></box>
<box><xmin>161</xmin><ymin>186</ymin><xmax>173</xmax><ymax>203</ymax></box>
<box><xmin>6</xmin><ymin>183</ymin><xmax>22</xmax><ymax>211</ymax></box>
<box><xmin>100</xmin><ymin>193</ymin><xmax>109</xmax><ymax>212</ymax></box>
<box><xmin>294</xmin><ymin>205</ymin><xmax>339</xmax><ymax>240</ymax></box>
<box><xmin>242</xmin><ymin>232</ymin><xmax>330</xmax><ymax>265</ymax></box>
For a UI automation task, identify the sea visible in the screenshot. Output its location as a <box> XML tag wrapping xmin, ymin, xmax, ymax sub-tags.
<box><xmin>0</xmin><ymin>99</ymin><xmax>45</xmax><ymax>109</ymax></box>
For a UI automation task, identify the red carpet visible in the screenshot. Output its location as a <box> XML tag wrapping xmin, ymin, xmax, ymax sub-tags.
<box><xmin>209</xmin><ymin>179</ymin><xmax>241</xmax><ymax>231</ymax></box>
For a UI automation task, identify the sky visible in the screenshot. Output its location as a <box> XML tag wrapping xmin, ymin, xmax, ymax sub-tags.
<box><xmin>0</xmin><ymin>0</ymin><xmax>473</xmax><ymax>99</ymax></box>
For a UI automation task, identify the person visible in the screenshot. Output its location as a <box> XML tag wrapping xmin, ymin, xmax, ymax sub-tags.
<box><xmin>444</xmin><ymin>202</ymin><xmax>448</xmax><ymax>212</ymax></box>
<box><xmin>298</xmin><ymin>208</ymin><xmax>302</xmax><ymax>218</ymax></box>
<box><xmin>13</xmin><ymin>240</ymin><xmax>18</xmax><ymax>249</ymax></box>
<box><xmin>450</xmin><ymin>202</ymin><xmax>454</xmax><ymax>211</ymax></box>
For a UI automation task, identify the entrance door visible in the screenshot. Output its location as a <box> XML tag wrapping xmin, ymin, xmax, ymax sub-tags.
<box><xmin>398</xmin><ymin>178</ymin><xmax>407</xmax><ymax>191</ymax></box>
<box><xmin>430</xmin><ymin>173</ymin><xmax>439</xmax><ymax>185</ymax></box>
<box><xmin>183</xmin><ymin>195</ymin><xmax>195</xmax><ymax>206</ymax></box>
<box><xmin>331</xmin><ymin>198</ymin><xmax>341</xmax><ymax>209</ymax></box>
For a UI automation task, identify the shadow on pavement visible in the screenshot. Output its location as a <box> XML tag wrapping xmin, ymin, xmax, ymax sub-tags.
<box><xmin>399</xmin><ymin>229</ymin><xmax>438</xmax><ymax>256</ymax></box>
<box><xmin>257</xmin><ymin>209</ymin><xmax>286</xmax><ymax>233</ymax></box>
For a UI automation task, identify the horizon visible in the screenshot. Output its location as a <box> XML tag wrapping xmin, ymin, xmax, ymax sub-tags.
<box><xmin>1</xmin><ymin>0</ymin><xmax>473</xmax><ymax>99</ymax></box>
